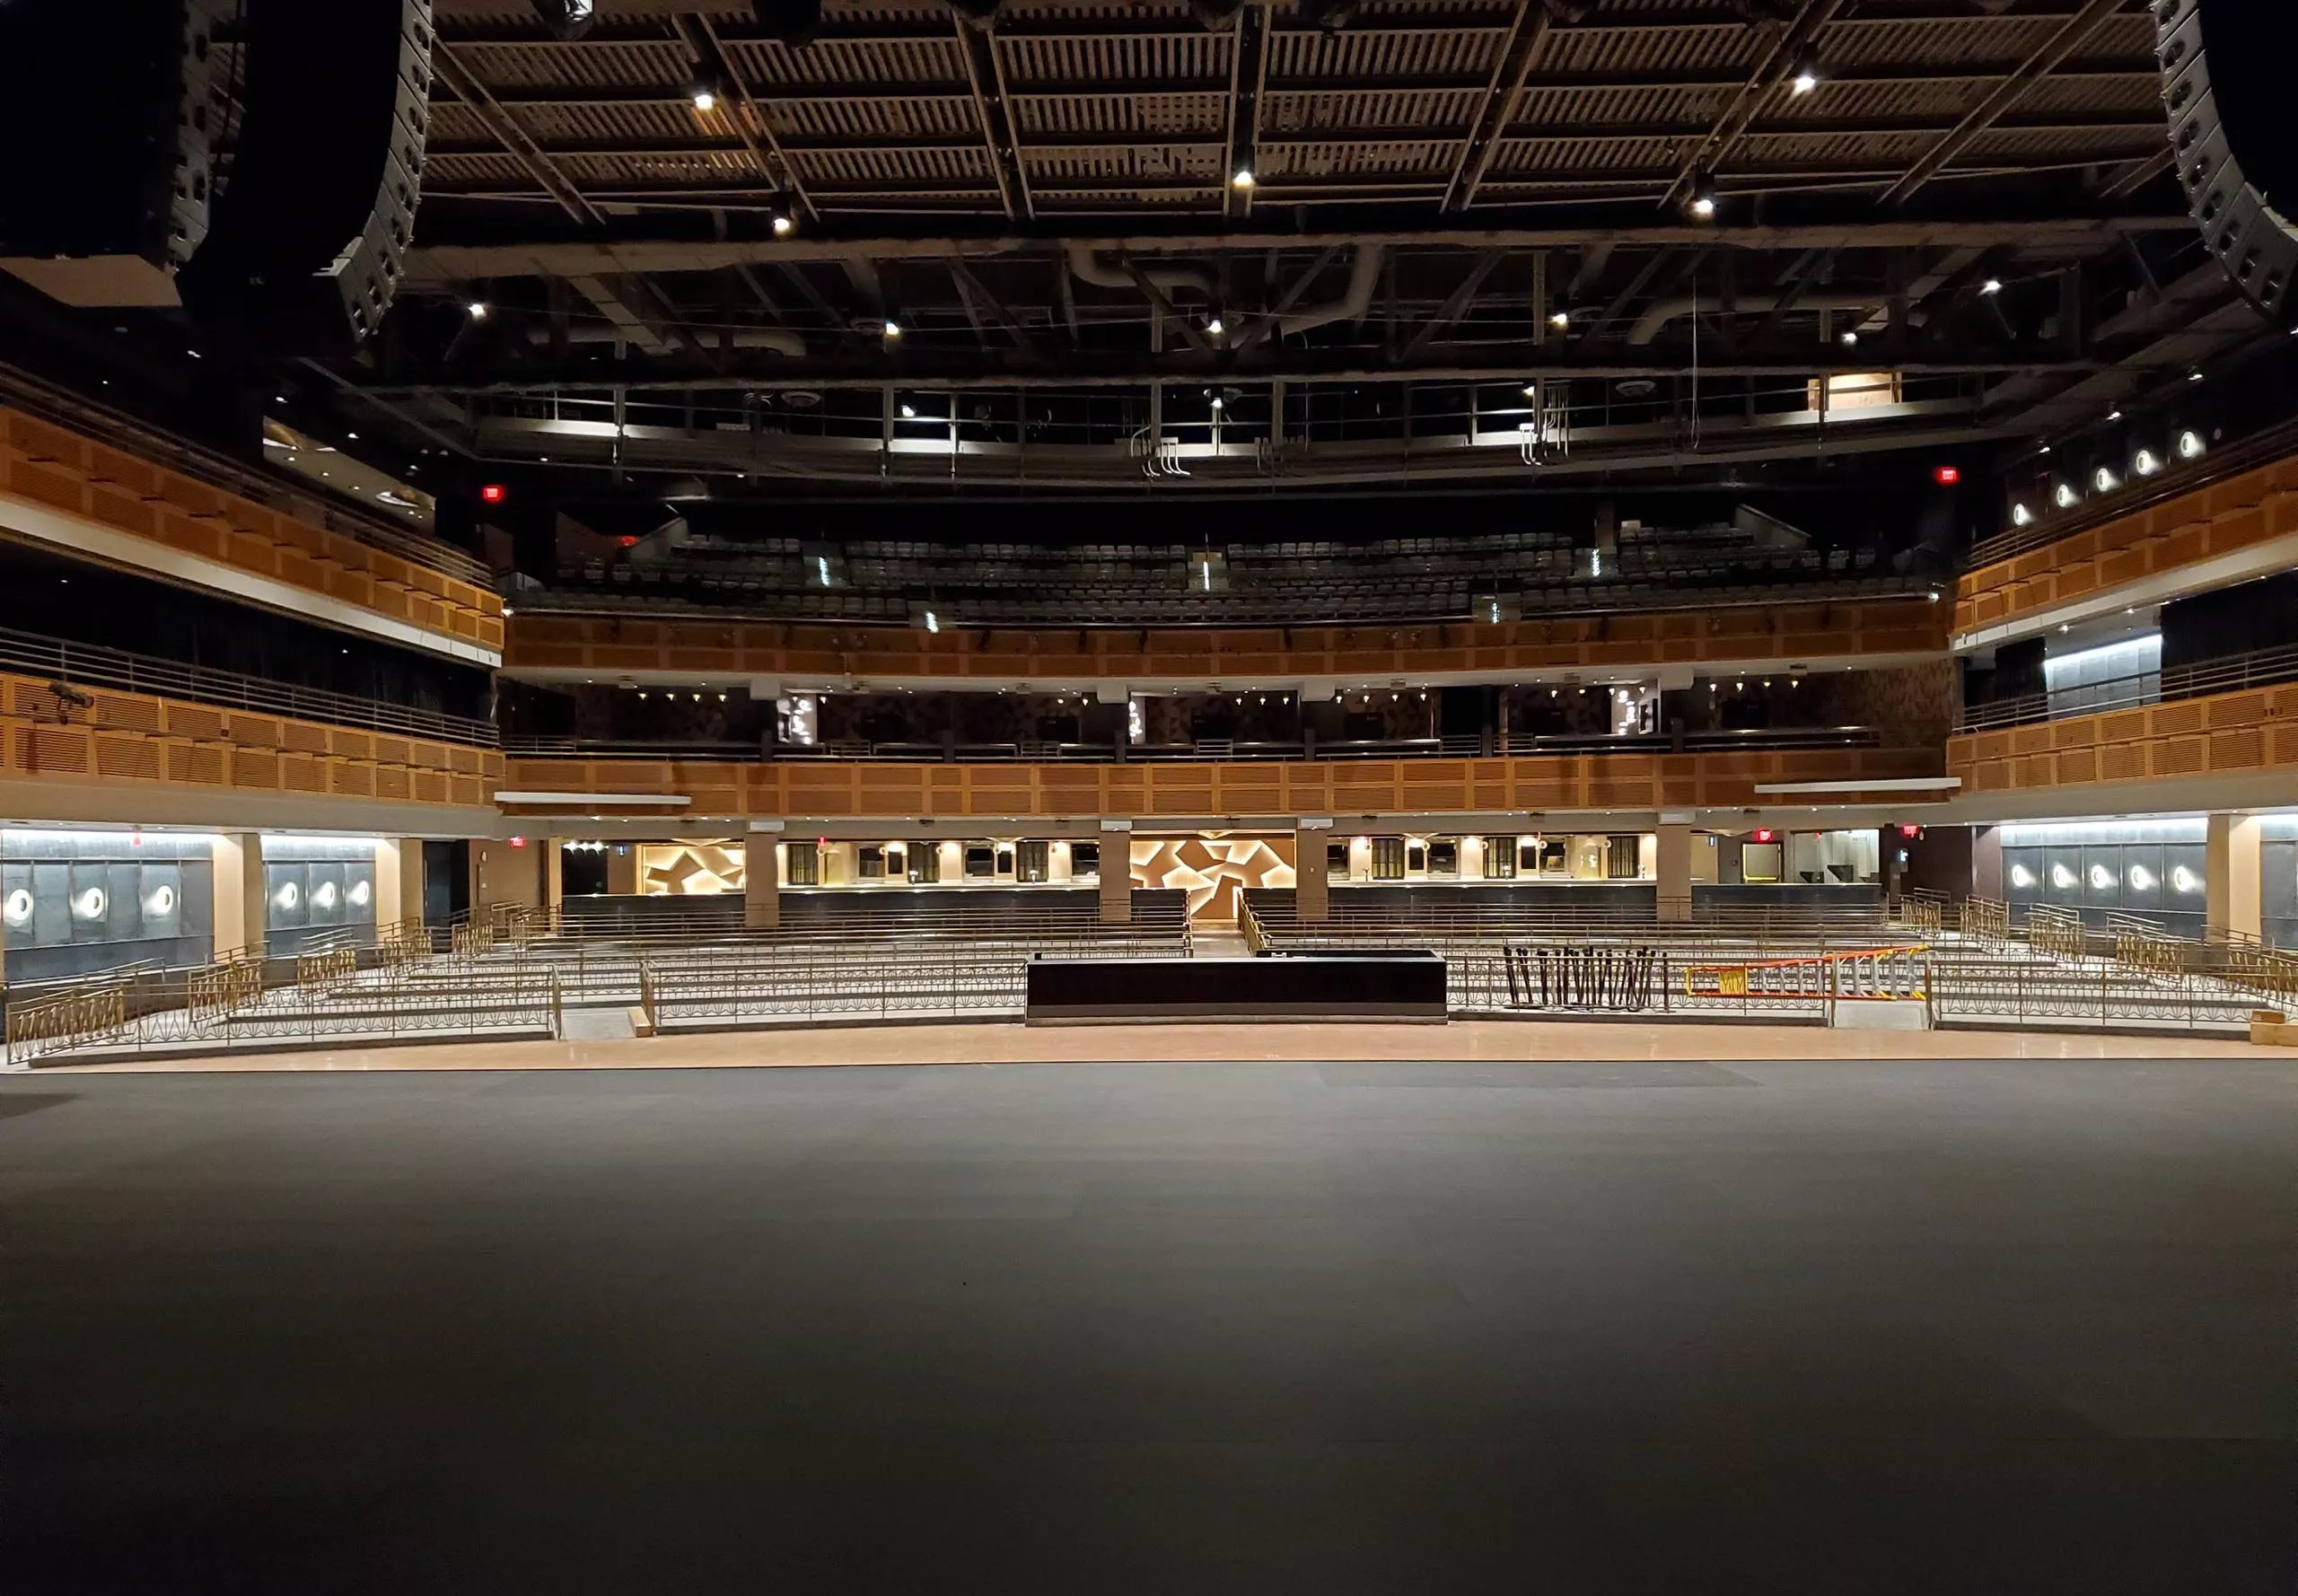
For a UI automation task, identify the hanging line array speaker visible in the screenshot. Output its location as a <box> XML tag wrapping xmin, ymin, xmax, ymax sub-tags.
<box><xmin>176</xmin><ymin>0</ymin><xmax>434</xmax><ymax>356</ymax></box>
<box><xmin>2154</xmin><ymin>0</ymin><xmax>2298</xmax><ymax>321</ymax></box>
<box><xmin>0</xmin><ymin>0</ymin><xmax>237</xmax><ymax>307</ymax></box>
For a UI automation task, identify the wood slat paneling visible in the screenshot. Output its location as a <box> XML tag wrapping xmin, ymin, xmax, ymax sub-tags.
<box><xmin>0</xmin><ymin>669</ymin><xmax>501</xmax><ymax>810</ymax></box>
<box><xmin>0</xmin><ymin>406</ymin><xmax>504</xmax><ymax>655</ymax></box>
<box><xmin>1947</xmin><ymin>680</ymin><xmax>2298</xmax><ymax>795</ymax></box>
<box><xmin>506</xmin><ymin>598</ymin><xmax>1949</xmax><ymax>685</ymax></box>
<box><xmin>1956</xmin><ymin>451</ymin><xmax>2298</xmax><ymax>635</ymax></box>
<box><xmin>501</xmin><ymin>747</ymin><xmax>1944</xmax><ymax>820</ymax></box>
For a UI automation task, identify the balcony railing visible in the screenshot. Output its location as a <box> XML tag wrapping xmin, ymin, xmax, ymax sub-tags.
<box><xmin>1956</xmin><ymin>641</ymin><xmax>2298</xmax><ymax>733</ymax></box>
<box><xmin>499</xmin><ymin>725</ymin><xmax>1882</xmax><ymax>763</ymax></box>
<box><xmin>0</xmin><ymin>624</ymin><xmax>500</xmax><ymax>748</ymax></box>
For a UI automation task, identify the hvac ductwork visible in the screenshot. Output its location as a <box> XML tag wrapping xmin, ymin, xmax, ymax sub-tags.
<box><xmin>528</xmin><ymin>326</ymin><xmax>807</xmax><ymax>356</ymax></box>
<box><xmin>1626</xmin><ymin>294</ymin><xmax>1880</xmax><ymax>346</ymax></box>
<box><xmin>1064</xmin><ymin>245</ymin><xmax>1215</xmax><ymax>303</ymax></box>
<box><xmin>1270</xmin><ymin>243</ymin><xmax>1385</xmax><ymax>338</ymax></box>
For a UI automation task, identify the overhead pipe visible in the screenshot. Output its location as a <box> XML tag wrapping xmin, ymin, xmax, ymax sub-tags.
<box><xmin>1259</xmin><ymin>243</ymin><xmax>1386</xmax><ymax>343</ymax></box>
<box><xmin>528</xmin><ymin>325</ymin><xmax>806</xmax><ymax>356</ymax></box>
<box><xmin>1626</xmin><ymin>293</ymin><xmax>1879</xmax><ymax>346</ymax></box>
<box><xmin>1064</xmin><ymin>244</ymin><xmax>1215</xmax><ymax>303</ymax></box>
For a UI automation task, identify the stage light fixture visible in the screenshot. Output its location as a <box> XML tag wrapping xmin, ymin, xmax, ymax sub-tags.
<box><xmin>1687</xmin><ymin>171</ymin><xmax>1718</xmax><ymax>220</ymax></box>
<box><xmin>1789</xmin><ymin>51</ymin><xmax>1820</xmax><ymax>95</ymax></box>
<box><xmin>530</xmin><ymin>0</ymin><xmax>596</xmax><ymax>40</ymax></box>
<box><xmin>2132</xmin><ymin>447</ymin><xmax>2162</xmax><ymax>478</ymax></box>
<box><xmin>467</xmin><ymin>301</ymin><xmax>489</xmax><ymax>320</ymax></box>
<box><xmin>2176</xmin><ymin>428</ymin><xmax>2206</xmax><ymax>460</ymax></box>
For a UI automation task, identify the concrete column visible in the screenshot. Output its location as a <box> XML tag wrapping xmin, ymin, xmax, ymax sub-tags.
<box><xmin>211</xmin><ymin>832</ymin><xmax>266</xmax><ymax>961</ymax></box>
<box><xmin>1099</xmin><ymin>824</ymin><xmax>1134</xmax><ymax>925</ymax></box>
<box><xmin>1294</xmin><ymin>823</ymin><xmax>1330</xmax><ymax>923</ymax></box>
<box><xmin>606</xmin><ymin>843</ymin><xmax>639</xmax><ymax>897</ymax></box>
<box><xmin>373</xmin><ymin>838</ymin><xmax>425</xmax><ymax>931</ymax></box>
<box><xmin>1972</xmin><ymin>825</ymin><xmax>2004</xmax><ymax>901</ymax></box>
<box><xmin>1656</xmin><ymin>821</ymin><xmax>1693</xmax><ymax>924</ymax></box>
<box><xmin>2206</xmin><ymin>813</ymin><xmax>2262</xmax><ymax>942</ymax></box>
<box><xmin>743</xmin><ymin>830</ymin><xmax>781</xmax><ymax>929</ymax></box>
<box><xmin>544</xmin><ymin>843</ymin><xmax>565</xmax><ymax>917</ymax></box>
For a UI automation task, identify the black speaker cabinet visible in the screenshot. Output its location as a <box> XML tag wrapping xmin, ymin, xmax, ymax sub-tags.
<box><xmin>2155</xmin><ymin>0</ymin><xmax>2298</xmax><ymax>320</ymax></box>
<box><xmin>0</xmin><ymin>0</ymin><xmax>234</xmax><ymax>306</ymax></box>
<box><xmin>176</xmin><ymin>0</ymin><xmax>434</xmax><ymax>356</ymax></box>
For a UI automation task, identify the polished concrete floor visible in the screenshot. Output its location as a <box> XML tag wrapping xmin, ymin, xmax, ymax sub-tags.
<box><xmin>4</xmin><ymin>1054</ymin><xmax>2294</xmax><ymax>1592</ymax></box>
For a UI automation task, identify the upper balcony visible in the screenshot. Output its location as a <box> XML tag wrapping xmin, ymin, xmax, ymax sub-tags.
<box><xmin>0</xmin><ymin>395</ymin><xmax>504</xmax><ymax>667</ymax></box>
<box><xmin>504</xmin><ymin>595</ymin><xmax>1949</xmax><ymax>693</ymax></box>
<box><xmin>1949</xmin><ymin>639</ymin><xmax>2298</xmax><ymax>812</ymax></box>
<box><xmin>0</xmin><ymin>621</ymin><xmax>500</xmax><ymax>827</ymax></box>
<box><xmin>1955</xmin><ymin>428</ymin><xmax>2298</xmax><ymax>653</ymax></box>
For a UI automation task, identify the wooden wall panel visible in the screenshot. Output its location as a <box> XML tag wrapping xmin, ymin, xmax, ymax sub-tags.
<box><xmin>0</xmin><ymin>406</ymin><xmax>504</xmax><ymax>654</ymax></box>
<box><xmin>501</xmin><ymin>747</ymin><xmax>1943</xmax><ymax>820</ymax></box>
<box><xmin>0</xmin><ymin>671</ymin><xmax>501</xmax><ymax>810</ymax></box>
<box><xmin>1947</xmin><ymin>680</ymin><xmax>2298</xmax><ymax>796</ymax></box>
<box><xmin>1955</xmin><ymin>451</ymin><xmax>2298</xmax><ymax>635</ymax></box>
<box><xmin>504</xmin><ymin>598</ymin><xmax>1950</xmax><ymax>686</ymax></box>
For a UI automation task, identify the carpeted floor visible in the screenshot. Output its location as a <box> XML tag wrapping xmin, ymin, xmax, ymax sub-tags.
<box><xmin>3</xmin><ymin>1053</ymin><xmax>2292</xmax><ymax>1592</ymax></box>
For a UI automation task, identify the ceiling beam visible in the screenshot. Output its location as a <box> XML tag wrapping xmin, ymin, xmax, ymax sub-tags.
<box><xmin>1443</xmin><ymin>4</ymin><xmax>1549</xmax><ymax>214</ymax></box>
<box><xmin>1397</xmin><ymin>250</ymin><xmax>1505</xmax><ymax>363</ymax></box>
<box><xmin>1221</xmin><ymin>5</ymin><xmax>1270</xmax><ymax>222</ymax></box>
<box><xmin>344</xmin><ymin>340</ymin><xmax>2080</xmax><ymax>399</ymax></box>
<box><xmin>1662</xmin><ymin>0</ymin><xmax>1846</xmax><ymax>211</ymax></box>
<box><xmin>1878</xmin><ymin>0</ymin><xmax>2133</xmax><ymax>208</ymax></box>
<box><xmin>399</xmin><ymin>217</ymin><xmax>2192</xmax><ymax>285</ymax></box>
<box><xmin>675</xmin><ymin>13</ymin><xmax>819</xmax><ymax>226</ymax></box>
<box><xmin>429</xmin><ymin>46</ymin><xmax>604</xmax><ymax>228</ymax></box>
<box><xmin>956</xmin><ymin>20</ymin><xmax>1032</xmax><ymax>222</ymax></box>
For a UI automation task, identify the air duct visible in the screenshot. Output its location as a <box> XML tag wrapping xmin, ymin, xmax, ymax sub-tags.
<box><xmin>1627</xmin><ymin>294</ymin><xmax>1879</xmax><ymax>346</ymax></box>
<box><xmin>1270</xmin><ymin>243</ymin><xmax>1385</xmax><ymax>339</ymax></box>
<box><xmin>1064</xmin><ymin>245</ymin><xmax>1215</xmax><ymax>303</ymax></box>
<box><xmin>527</xmin><ymin>326</ymin><xmax>806</xmax><ymax>357</ymax></box>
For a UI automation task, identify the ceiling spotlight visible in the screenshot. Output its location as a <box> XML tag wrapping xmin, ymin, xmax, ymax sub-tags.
<box><xmin>1840</xmin><ymin>330</ymin><xmax>1859</xmax><ymax>346</ymax></box>
<box><xmin>1688</xmin><ymin>171</ymin><xmax>1718</xmax><ymax>220</ymax></box>
<box><xmin>1209</xmin><ymin>394</ymin><xmax>1224</xmax><ymax>410</ymax></box>
<box><xmin>771</xmin><ymin>213</ymin><xmax>794</xmax><ymax>237</ymax></box>
<box><xmin>692</xmin><ymin>87</ymin><xmax>718</xmax><ymax>112</ymax></box>
<box><xmin>530</xmin><ymin>0</ymin><xmax>596</xmax><ymax>39</ymax></box>
<box><xmin>2132</xmin><ymin>447</ymin><xmax>2162</xmax><ymax>478</ymax></box>
<box><xmin>1231</xmin><ymin>168</ymin><xmax>1256</xmax><ymax>189</ymax></box>
<box><xmin>2187</xmin><ymin>369</ymin><xmax>2204</xmax><ymax>382</ymax></box>
<box><xmin>1522</xmin><ymin>383</ymin><xmax>1539</xmax><ymax>397</ymax></box>
<box><xmin>882</xmin><ymin>320</ymin><xmax>902</xmax><ymax>338</ymax></box>
<box><xmin>899</xmin><ymin>402</ymin><xmax>916</xmax><ymax>418</ymax></box>
<box><xmin>1789</xmin><ymin>51</ymin><xmax>1820</xmax><ymax>95</ymax></box>
<box><xmin>1548</xmin><ymin>310</ymin><xmax>1569</xmax><ymax>329</ymax></box>
<box><xmin>2052</xmin><ymin>480</ymin><xmax>2078</xmax><ymax>509</ymax></box>
<box><xmin>2176</xmin><ymin>428</ymin><xmax>2206</xmax><ymax>460</ymax></box>
<box><xmin>2106</xmin><ymin>408</ymin><xmax>2123</xmax><ymax>423</ymax></box>
<box><xmin>1206</xmin><ymin>316</ymin><xmax>1225</xmax><ymax>337</ymax></box>
<box><xmin>1980</xmin><ymin>277</ymin><xmax>2003</xmax><ymax>295</ymax></box>
<box><xmin>467</xmin><ymin>301</ymin><xmax>489</xmax><ymax>320</ymax></box>
<box><xmin>2092</xmin><ymin>465</ymin><xmax>2120</xmax><ymax>494</ymax></box>
<box><xmin>2011</xmin><ymin>503</ymin><xmax>2035</xmax><ymax>527</ymax></box>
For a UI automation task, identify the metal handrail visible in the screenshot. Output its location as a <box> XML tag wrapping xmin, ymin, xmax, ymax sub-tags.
<box><xmin>0</xmin><ymin>623</ymin><xmax>499</xmax><ymax>747</ymax></box>
<box><xmin>1966</xmin><ymin>412</ymin><xmax>2298</xmax><ymax>569</ymax></box>
<box><xmin>502</xmin><ymin>725</ymin><xmax>1886</xmax><ymax>764</ymax></box>
<box><xmin>0</xmin><ymin>362</ymin><xmax>491</xmax><ymax>588</ymax></box>
<box><xmin>1956</xmin><ymin>640</ymin><xmax>2298</xmax><ymax>733</ymax></box>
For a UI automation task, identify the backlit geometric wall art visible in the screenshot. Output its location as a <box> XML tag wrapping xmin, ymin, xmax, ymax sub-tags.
<box><xmin>1131</xmin><ymin>833</ymin><xmax>1294</xmax><ymax>923</ymax></box>
<box><xmin>639</xmin><ymin>839</ymin><xmax>748</xmax><ymax>896</ymax></box>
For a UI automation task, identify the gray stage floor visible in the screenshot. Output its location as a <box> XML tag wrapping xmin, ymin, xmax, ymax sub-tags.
<box><xmin>4</xmin><ymin>1055</ymin><xmax>2293</xmax><ymax>1592</ymax></box>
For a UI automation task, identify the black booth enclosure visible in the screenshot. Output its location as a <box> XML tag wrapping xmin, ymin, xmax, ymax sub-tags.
<box><xmin>1025</xmin><ymin>951</ymin><xmax>1447</xmax><ymax>1022</ymax></box>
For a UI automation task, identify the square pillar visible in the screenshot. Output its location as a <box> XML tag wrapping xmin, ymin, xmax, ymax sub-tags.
<box><xmin>606</xmin><ymin>843</ymin><xmax>639</xmax><ymax>897</ymax></box>
<box><xmin>211</xmin><ymin>832</ymin><xmax>266</xmax><ymax>962</ymax></box>
<box><xmin>1656</xmin><ymin>820</ymin><xmax>1693</xmax><ymax>924</ymax></box>
<box><xmin>373</xmin><ymin>837</ymin><xmax>421</xmax><ymax>930</ymax></box>
<box><xmin>1971</xmin><ymin>825</ymin><xmax>2004</xmax><ymax>901</ymax></box>
<box><xmin>744</xmin><ymin>828</ymin><xmax>782</xmax><ymax>929</ymax></box>
<box><xmin>2206</xmin><ymin>813</ymin><xmax>2262</xmax><ymax>942</ymax></box>
<box><xmin>1099</xmin><ymin>822</ymin><xmax>1134</xmax><ymax>924</ymax></box>
<box><xmin>1294</xmin><ymin>820</ymin><xmax>1330</xmax><ymax>923</ymax></box>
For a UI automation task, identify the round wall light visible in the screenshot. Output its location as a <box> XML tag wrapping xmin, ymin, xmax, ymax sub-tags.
<box><xmin>2009</xmin><ymin>864</ymin><xmax>2035</xmax><ymax>889</ymax></box>
<box><xmin>2051</xmin><ymin>864</ymin><xmax>2077</xmax><ymax>890</ymax></box>
<box><xmin>312</xmin><ymin>881</ymin><xmax>339</xmax><ymax>911</ymax></box>
<box><xmin>275</xmin><ymin>881</ymin><xmax>301</xmax><ymax>911</ymax></box>
<box><xmin>71</xmin><ymin>886</ymin><xmax>107</xmax><ymax>920</ymax></box>
<box><xmin>2171</xmin><ymin>865</ymin><xmax>2200</xmax><ymax>894</ymax></box>
<box><xmin>349</xmin><ymin>881</ymin><xmax>373</xmax><ymax>909</ymax></box>
<box><xmin>2088</xmin><ymin>864</ymin><xmax>2115</xmax><ymax>890</ymax></box>
<box><xmin>3</xmin><ymin>887</ymin><xmax>32</xmax><ymax>928</ymax></box>
<box><xmin>2127</xmin><ymin>864</ymin><xmax>2156</xmax><ymax>891</ymax></box>
<box><xmin>143</xmin><ymin>884</ymin><xmax>177</xmax><ymax>916</ymax></box>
